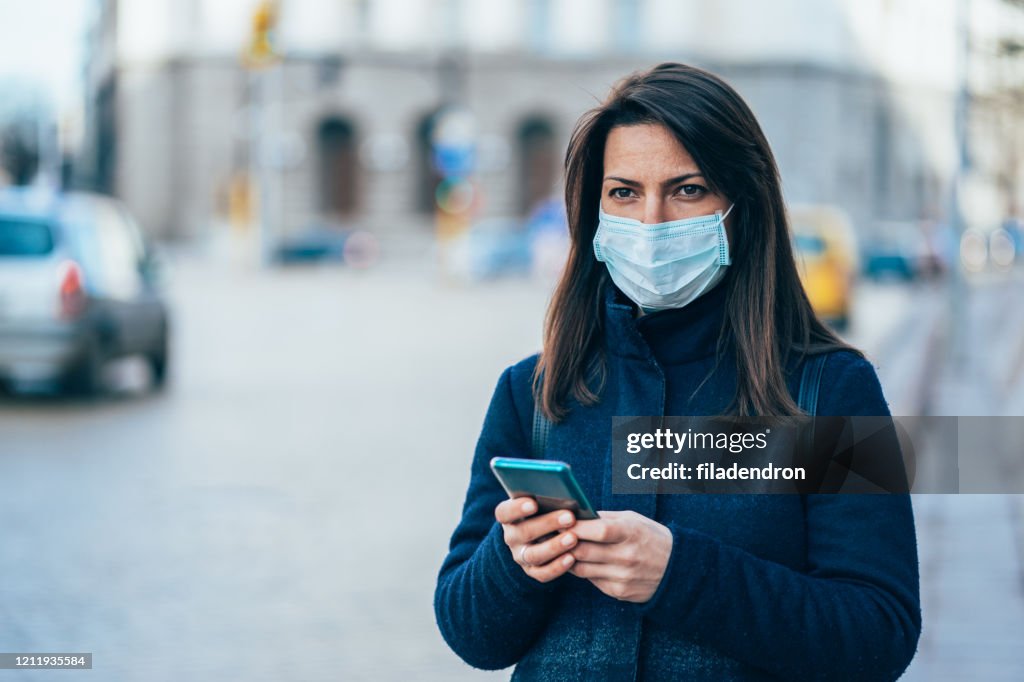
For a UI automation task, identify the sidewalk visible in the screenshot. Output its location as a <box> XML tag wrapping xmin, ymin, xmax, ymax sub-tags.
<box><xmin>900</xmin><ymin>271</ymin><xmax>1024</xmax><ymax>681</ymax></box>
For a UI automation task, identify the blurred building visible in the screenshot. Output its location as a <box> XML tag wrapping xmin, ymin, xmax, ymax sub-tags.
<box><xmin>76</xmin><ymin>0</ymin><xmax>1024</xmax><ymax>247</ymax></box>
<box><xmin>78</xmin><ymin>0</ymin><xmax>119</xmax><ymax>197</ymax></box>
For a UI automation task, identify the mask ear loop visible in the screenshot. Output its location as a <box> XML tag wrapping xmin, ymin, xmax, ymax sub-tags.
<box><xmin>716</xmin><ymin>204</ymin><xmax>734</xmax><ymax>265</ymax></box>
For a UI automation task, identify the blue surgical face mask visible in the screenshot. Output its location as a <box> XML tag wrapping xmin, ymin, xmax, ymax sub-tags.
<box><xmin>593</xmin><ymin>203</ymin><xmax>734</xmax><ymax>312</ymax></box>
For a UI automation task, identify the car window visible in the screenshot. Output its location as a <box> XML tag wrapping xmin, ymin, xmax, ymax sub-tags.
<box><xmin>0</xmin><ymin>217</ymin><xmax>55</xmax><ymax>256</ymax></box>
<box><xmin>794</xmin><ymin>233</ymin><xmax>826</xmax><ymax>255</ymax></box>
<box><xmin>115</xmin><ymin>205</ymin><xmax>147</xmax><ymax>258</ymax></box>
<box><xmin>69</xmin><ymin>201</ymin><xmax>142</xmax><ymax>296</ymax></box>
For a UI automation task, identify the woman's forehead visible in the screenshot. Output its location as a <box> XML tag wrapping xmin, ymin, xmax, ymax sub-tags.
<box><xmin>603</xmin><ymin>123</ymin><xmax>699</xmax><ymax>179</ymax></box>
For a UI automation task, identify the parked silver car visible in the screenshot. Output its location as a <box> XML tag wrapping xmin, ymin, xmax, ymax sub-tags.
<box><xmin>0</xmin><ymin>188</ymin><xmax>169</xmax><ymax>394</ymax></box>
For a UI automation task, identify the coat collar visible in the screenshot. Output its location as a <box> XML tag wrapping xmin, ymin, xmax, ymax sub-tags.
<box><xmin>603</xmin><ymin>277</ymin><xmax>730</xmax><ymax>365</ymax></box>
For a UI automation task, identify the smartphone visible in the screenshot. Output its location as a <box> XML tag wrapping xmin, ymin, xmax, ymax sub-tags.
<box><xmin>489</xmin><ymin>457</ymin><xmax>599</xmax><ymax>520</ymax></box>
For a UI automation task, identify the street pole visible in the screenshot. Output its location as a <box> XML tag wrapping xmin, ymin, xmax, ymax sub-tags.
<box><xmin>34</xmin><ymin>91</ymin><xmax>57</xmax><ymax>191</ymax></box>
<box><xmin>243</xmin><ymin>0</ymin><xmax>281</xmax><ymax>267</ymax></box>
<box><xmin>251</xmin><ymin>64</ymin><xmax>283</xmax><ymax>268</ymax></box>
<box><xmin>948</xmin><ymin>0</ymin><xmax>971</xmax><ymax>372</ymax></box>
<box><xmin>249</xmin><ymin>69</ymin><xmax>266</xmax><ymax>266</ymax></box>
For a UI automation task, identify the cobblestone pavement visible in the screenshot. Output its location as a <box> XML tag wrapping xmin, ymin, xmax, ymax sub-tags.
<box><xmin>900</xmin><ymin>270</ymin><xmax>1024</xmax><ymax>681</ymax></box>
<box><xmin>0</xmin><ymin>250</ymin><xmax>1018</xmax><ymax>680</ymax></box>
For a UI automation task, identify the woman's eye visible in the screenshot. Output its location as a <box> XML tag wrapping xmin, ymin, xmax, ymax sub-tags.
<box><xmin>677</xmin><ymin>184</ymin><xmax>707</xmax><ymax>197</ymax></box>
<box><xmin>609</xmin><ymin>188</ymin><xmax>636</xmax><ymax>199</ymax></box>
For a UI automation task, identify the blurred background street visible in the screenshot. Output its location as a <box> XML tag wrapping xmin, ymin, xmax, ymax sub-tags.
<box><xmin>0</xmin><ymin>250</ymin><xmax>1020</xmax><ymax>680</ymax></box>
<box><xmin>1</xmin><ymin>0</ymin><xmax>1023</xmax><ymax>679</ymax></box>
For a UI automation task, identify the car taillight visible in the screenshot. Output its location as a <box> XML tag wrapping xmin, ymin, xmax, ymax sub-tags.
<box><xmin>57</xmin><ymin>260</ymin><xmax>86</xmax><ymax>319</ymax></box>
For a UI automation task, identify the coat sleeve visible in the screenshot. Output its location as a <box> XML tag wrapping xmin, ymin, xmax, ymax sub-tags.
<box><xmin>635</xmin><ymin>353</ymin><xmax>922</xmax><ymax>681</ymax></box>
<box><xmin>434</xmin><ymin>362</ymin><xmax>563</xmax><ymax>670</ymax></box>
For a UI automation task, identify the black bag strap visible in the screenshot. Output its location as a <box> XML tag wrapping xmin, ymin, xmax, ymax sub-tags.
<box><xmin>796</xmin><ymin>353</ymin><xmax>829</xmax><ymax>489</ymax></box>
<box><xmin>531</xmin><ymin>398</ymin><xmax>553</xmax><ymax>458</ymax></box>
<box><xmin>797</xmin><ymin>352</ymin><xmax>828</xmax><ymax>416</ymax></box>
<box><xmin>530</xmin><ymin>353</ymin><xmax>829</xmax><ymax>458</ymax></box>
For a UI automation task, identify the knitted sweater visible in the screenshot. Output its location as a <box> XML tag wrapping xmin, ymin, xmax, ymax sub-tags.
<box><xmin>435</xmin><ymin>281</ymin><xmax>921</xmax><ymax>681</ymax></box>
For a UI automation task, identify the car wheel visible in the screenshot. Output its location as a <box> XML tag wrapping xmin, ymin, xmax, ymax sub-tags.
<box><xmin>149</xmin><ymin>352</ymin><xmax>168</xmax><ymax>390</ymax></box>
<box><xmin>149</xmin><ymin>328</ymin><xmax>169</xmax><ymax>390</ymax></box>
<box><xmin>64</xmin><ymin>337</ymin><xmax>105</xmax><ymax>397</ymax></box>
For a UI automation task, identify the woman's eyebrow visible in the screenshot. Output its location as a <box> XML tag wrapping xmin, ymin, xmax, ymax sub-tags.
<box><xmin>603</xmin><ymin>173</ymin><xmax>704</xmax><ymax>187</ymax></box>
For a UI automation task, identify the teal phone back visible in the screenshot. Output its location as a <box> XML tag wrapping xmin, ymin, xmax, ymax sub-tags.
<box><xmin>489</xmin><ymin>457</ymin><xmax>598</xmax><ymax>520</ymax></box>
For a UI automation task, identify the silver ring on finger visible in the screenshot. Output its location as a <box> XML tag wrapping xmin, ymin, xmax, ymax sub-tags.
<box><xmin>519</xmin><ymin>544</ymin><xmax>530</xmax><ymax>566</ymax></box>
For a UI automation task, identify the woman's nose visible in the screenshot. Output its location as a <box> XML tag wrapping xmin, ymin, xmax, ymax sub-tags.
<box><xmin>641</xmin><ymin>199</ymin><xmax>666</xmax><ymax>225</ymax></box>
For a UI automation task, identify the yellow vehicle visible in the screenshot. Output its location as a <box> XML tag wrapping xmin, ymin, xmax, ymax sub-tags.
<box><xmin>788</xmin><ymin>204</ymin><xmax>858</xmax><ymax>331</ymax></box>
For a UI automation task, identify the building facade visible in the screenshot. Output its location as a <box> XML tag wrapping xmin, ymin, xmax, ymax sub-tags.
<box><xmin>79</xmin><ymin>0</ymin><xmax>1024</xmax><ymax>247</ymax></box>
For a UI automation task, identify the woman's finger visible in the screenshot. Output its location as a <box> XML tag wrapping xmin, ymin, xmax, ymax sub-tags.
<box><xmin>525</xmin><ymin>551</ymin><xmax>576</xmax><ymax>583</ymax></box>
<box><xmin>507</xmin><ymin>509</ymin><xmax>576</xmax><ymax>546</ymax></box>
<box><xmin>568</xmin><ymin>560</ymin><xmax>626</xmax><ymax>581</ymax></box>
<box><xmin>569</xmin><ymin>539</ymin><xmax>617</xmax><ymax>564</ymax></box>
<box><xmin>521</xmin><ymin>530</ymin><xmax>577</xmax><ymax>567</ymax></box>
<box><xmin>494</xmin><ymin>497</ymin><xmax>537</xmax><ymax>524</ymax></box>
<box><xmin>572</xmin><ymin>516</ymin><xmax>626</xmax><ymax>544</ymax></box>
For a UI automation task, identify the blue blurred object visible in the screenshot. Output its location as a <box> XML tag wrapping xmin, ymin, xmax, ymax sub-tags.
<box><xmin>1002</xmin><ymin>218</ymin><xmax>1024</xmax><ymax>264</ymax></box>
<box><xmin>862</xmin><ymin>246</ymin><xmax>917</xmax><ymax>281</ymax></box>
<box><xmin>449</xmin><ymin>218</ymin><xmax>532</xmax><ymax>280</ymax></box>
<box><xmin>274</xmin><ymin>226</ymin><xmax>350</xmax><ymax>263</ymax></box>
<box><xmin>862</xmin><ymin>226</ymin><xmax>928</xmax><ymax>281</ymax></box>
<box><xmin>793</xmin><ymin>233</ymin><xmax>827</xmax><ymax>256</ymax></box>
<box><xmin>525</xmin><ymin>197</ymin><xmax>568</xmax><ymax>237</ymax></box>
<box><xmin>273</xmin><ymin>225</ymin><xmax>378</xmax><ymax>267</ymax></box>
<box><xmin>525</xmin><ymin>197</ymin><xmax>570</xmax><ymax>280</ymax></box>
<box><xmin>433</xmin><ymin>145</ymin><xmax>475</xmax><ymax>178</ymax></box>
<box><xmin>448</xmin><ymin>198</ymin><xmax>567</xmax><ymax>281</ymax></box>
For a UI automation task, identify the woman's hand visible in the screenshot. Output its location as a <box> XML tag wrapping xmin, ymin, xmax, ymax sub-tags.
<box><xmin>568</xmin><ymin>510</ymin><xmax>673</xmax><ymax>603</ymax></box>
<box><xmin>495</xmin><ymin>498</ymin><xmax>578</xmax><ymax>583</ymax></box>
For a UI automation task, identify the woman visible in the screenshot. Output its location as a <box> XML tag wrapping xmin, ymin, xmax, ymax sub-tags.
<box><xmin>434</xmin><ymin>63</ymin><xmax>920</xmax><ymax>681</ymax></box>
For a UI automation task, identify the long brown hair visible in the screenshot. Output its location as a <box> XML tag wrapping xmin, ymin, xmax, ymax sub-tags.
<box><xmin>534</xmin><ymin>62</ymin><xmax>861</xmax><ymax>420</ymax></box>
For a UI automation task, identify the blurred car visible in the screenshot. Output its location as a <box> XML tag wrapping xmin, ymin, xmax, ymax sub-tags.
<box><xmin>0</xmin><ymin>188</ymin><xmax>169</xmax><ymax>394</ymax></box>
<box><xmin>447</xmin><ymin>218</ymin><xmax>532</xmax><ymax>280</ymax></box>
<box><xmin>272</xmin><ymin>224</ymin><xmax>378</xmax><ymax>267</ymax></box>
<box><xmin>274</xmin><ymin>227</ymin><xmax>348</xmax><ymax>263</ymax></box>
<box><xmin>918</xmin><ymin>220</ymin><xmax>956</xmax><ymax>278</ymax></box>
<box><xmin>789</xmin><ymin>204</ymin><xmax>858</xmax><ymax>331</ymax></box>
<box><xmin>525</xmin><ymin>197</ymin><xmax>570</xmax><ymax>281</ymax></box>
<box><xmin>959</xmin><ymin>228</ymin><xmax>989</xmax><ymax>273</ymax></box>
<box><xmin>1004</xmin><ymin>218</ymin><xmax>1024</xmax><ymax>260</ymax></box>
<box><xmin>864</xmin><ymin>219</ymin><xmax>962</xmax><ymax>281</ymax></box>
<box><xmin>987</xmin><ymin>227</ymin><xmax>1018</xmax><ymax>270</ymax></box>
<box><xmin>862</xmin><ymin>240</ymin><xmax>918</xmax><ymax>281</ymax></box>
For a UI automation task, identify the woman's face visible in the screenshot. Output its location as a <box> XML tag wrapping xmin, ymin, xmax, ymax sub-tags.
<box><xmin>601</xmin><ymin>123</ymin><xmax>733</xmax><ymax>242</ymax></box>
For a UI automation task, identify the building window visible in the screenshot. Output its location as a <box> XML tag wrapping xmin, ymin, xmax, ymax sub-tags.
<box><xmin>517</xmin><ymin>116</ymin><xmax>557</xmax><ymax>216</ymax></box>
<box><xmin>416</xmin><ymin>110</ymin><xmax>444</xmax><ymax>215</ymax></box>
<box><xmin>317</xmin><ymin>117</ymin><xmax>358</xmax><ymax>218</ymax></box>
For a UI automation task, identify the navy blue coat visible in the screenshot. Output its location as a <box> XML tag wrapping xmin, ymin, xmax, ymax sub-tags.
<box><xmin>435</xmin><ymin>281</ymin><xmax>921</xmax><ymax>681</ymax></box>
